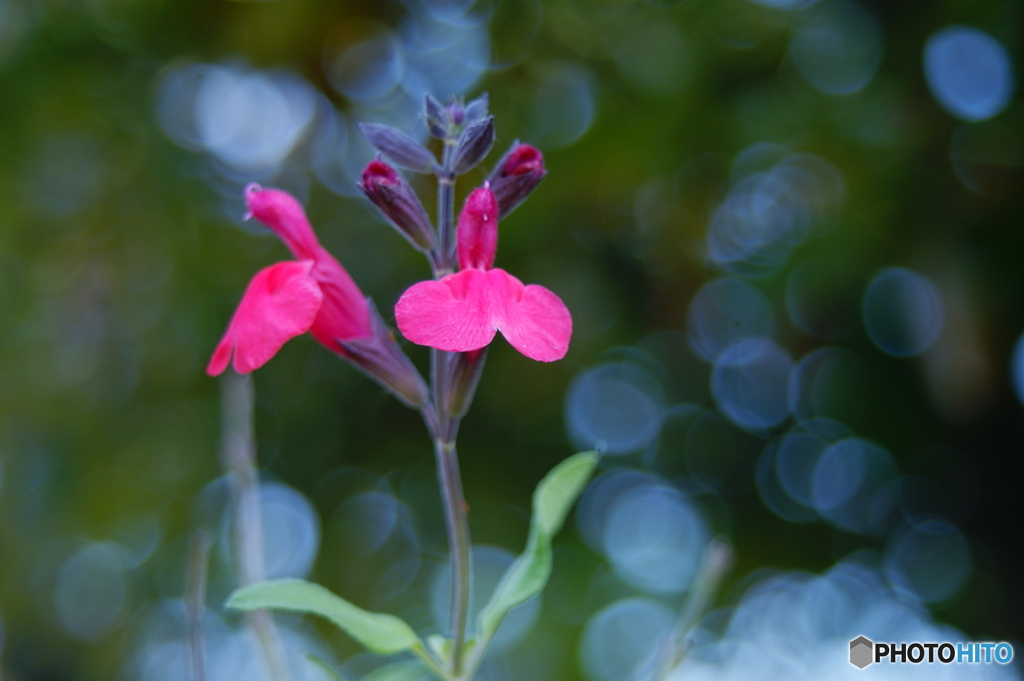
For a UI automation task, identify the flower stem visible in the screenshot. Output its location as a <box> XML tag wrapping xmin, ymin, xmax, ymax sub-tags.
<box><xmin>436</xmin><ymin>138</ymin><xmax>457</xmax><ymax>274</ymax></box>
<box><xmin>434</xmin><ymin>434</ymin><xmax>471</xmax><ymax>675</ymax></box>
<box><xmin>220</xmin><ymin>372</ymin><xmax>295</xmax><ymax>681</ymax></box>
<box><xmin>186</xmin><ymin>529</ymin><xmax>211</xmax><ymax>681</ymax></box>
<box><xmin>428</xmin><ymin>345</ymin><xmax>472</xmax><ymax>675</ymax></box>
<box><xmin>426</xmin><ymin>127</ymin><xmax>473</xmax><ymax>677</ymax></box>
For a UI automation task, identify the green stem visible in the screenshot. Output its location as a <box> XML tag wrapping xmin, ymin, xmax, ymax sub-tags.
<box><xmin>434</xmin><ymin>434</ymin><xmax>471</xmax><ymax>675</ymax></box>
<box><xmin>186</xmin><ymin>530</ymin><xmax>211</xmax><ymax>681</ymax></box>
<box><xmin>653</xmin><ymin>540</ymin><xmax>732</xmax><ymax>681</ymax></box>
<box><xmin>220</xmin><ymin>372</ymin><xmax>295</xmax><ymax>681</ymax></box>
<box><xmin>413</xmin><ymin>642</ymin><xmax>455</xmax><ymax>681</ymax></box>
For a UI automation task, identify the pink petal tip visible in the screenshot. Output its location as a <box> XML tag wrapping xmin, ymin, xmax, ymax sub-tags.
<box><xmin>207</xmin><ymin>260</ymin><xmax>323</xmax><ymax>376</ymax></box>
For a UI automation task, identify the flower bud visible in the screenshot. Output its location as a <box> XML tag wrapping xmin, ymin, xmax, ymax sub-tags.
<box><xmin>424</xmin><ymin>94</ymin><xmax>448</xmax><ymax>139</ymax></box>
<box><xmin>443</xmin><ymin>349</ymin><xmax>486</xmax><ymax>418</ymax></box>
<box><xmin>452</xmin><ymin>116</ymin><xmax>495</xmax><ymax>175</ymax></box>
<box><xmin>358</xmin><ymin>122</ymin><xmax>437</xmax><ymax>173</ymax></box>
<box><xmin>359</xmin><ymin>160</ymin><xmax>435</xmax><ymax>252</ymax></box>
<box><xmin>463</xmin><ymin>92</ymin><xmax>489</xmax><ymax>125</ymax></box>
<box><xmin>456</xmin><ymin>186</ymin><xmax>499</xmax><ymax>271</ymax></box>
<box><xmin>447</xmin><ymin>99</ymin><xmax>466</xmax><ymax>126</ymax></box>
<box><xmin>487</xmin><ymin>143</ymin><xmax>547</xmax><ymax>219</ymax></box>
<box><xmin>340</xmin><ymin>299</ymin><xmax>431</xmax><ymax>408</ymax></box>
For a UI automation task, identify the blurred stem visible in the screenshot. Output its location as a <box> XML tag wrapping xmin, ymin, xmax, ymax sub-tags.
<box><xmin>186</xmin><ymin>530</ymin><xmax>211</xmax><ymax>681</ymax></box>
<box><xmin>413</xmin><ymin>643</ymin><xmax>455</xmax><ymax>681</ymax></box>
<box><xmin>653</xmin><ymin>540</ymin><xmax>733</xmax><ymax>681</ymax></box>
<box><xmin>220</xmin><ymin>371</ymin><xmax>295</xmax><ymax>681</ymax></box>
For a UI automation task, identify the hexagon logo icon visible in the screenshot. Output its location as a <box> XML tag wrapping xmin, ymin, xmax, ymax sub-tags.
<box><xmin>850</xmin><ymin>636</ymin><xmax>874</xmax><ymax>669</ymax></box>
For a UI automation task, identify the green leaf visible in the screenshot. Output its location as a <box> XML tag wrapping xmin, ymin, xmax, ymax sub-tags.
<box><xmin>361</xmin><ymin>661</ymin><xmax>433</xmax><ymax>681</ymax></box>
<box><xmin>226</xmin><ymin>579</ymin><xmax>419</xmax><ymax>655</ymax></box>
<box><xmin>533</xmin><ymin>450</ymin><xmax>601</xmax><ymax>535</ymax></box>
<box><xmin>474</xmin><ymin>451</ymin><xmax>598</xmax><ymax>648</ymax></box>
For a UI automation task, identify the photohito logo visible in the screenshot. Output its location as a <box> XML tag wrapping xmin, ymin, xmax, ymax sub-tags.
<box><xmin>849</xmin><ymin>636</ymin><xmax>1014</xmax><ymax>668</ymax></box>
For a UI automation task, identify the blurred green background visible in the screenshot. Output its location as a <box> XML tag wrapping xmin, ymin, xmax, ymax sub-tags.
<box><xmin>0</xmin><ymin>0</ymin><xmax>1022</xmax><ymax>679</ymax></box>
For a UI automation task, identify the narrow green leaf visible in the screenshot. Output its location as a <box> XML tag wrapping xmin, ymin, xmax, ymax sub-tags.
<box><xmin>361</xmin><ymin>661</ymin><xmax>432</xmax><ymax>681</ymax></box>
<box><xmin>227</xmin><ymin>579</ymin><xmax>419</xmax><ymax>655</ymax></box>
<box><xmin>533</xmin><ymin>451</ymin><xmax>600</xmax><ymax>535</ymax></box>
<box><xmin>474</xmin><ymin>451</ymin><xmax>598</xmax><ymax>647</ymax></box>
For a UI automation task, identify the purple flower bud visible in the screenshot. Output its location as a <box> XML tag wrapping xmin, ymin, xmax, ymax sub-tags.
<box><xmin>448</xmin><ymin>100</ymin><xmax>466</xmax><ymax>126</ymax></box>
<box><xmin>358</xmin><ymin>122</ymin><xmax>437</xmax><ymax>173</ymax></box>
<box><xmin>487</xmin><ymin>142</ymin><xmax>547</xmax><ymax>219</ymax></box>
<box><xmin>340</xmin><ymin>299</ymin><xmax>430</xmax><ymax>408</ymax></box>
<box><xmin>464</xmin><ymin>92</ymin><xmax>489</xmax><ymax>125</ymax></box>
<box><xmin>359</xmin><ymin>160</ymin><xmax>435</xmax><ymax>252</ymax></box>
<box><xmin>443</xmin><ymin>348</ymin><xmax>487</xmax><ymax>418</ymax></box>
<box><xmin>425</xmin><ymin>94</ymin><xmax>447</xmax><ymax>139</ymax></box>
<box><xmin>452</xmin><ymin>116</ymin><xmax>495</xmax><ymax>175</ymax></box>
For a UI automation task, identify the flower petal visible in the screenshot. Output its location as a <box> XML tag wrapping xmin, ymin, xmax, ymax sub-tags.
<box><xmin>487</xmin><ymin>269</ymin><xmax>572</xmax><ymax>362</ymax></box>
<box><xmin>394</xmin><ymin>268</ymin><xmax>572</xmax><ymax>362</ymax></box>
<box><xmin>207</xmin><ymin>260</ymin><xmax>323</xmax><ymax>376</ymax></box>
<box><xmin>395</xmin><ymin>269</ymin><xmax>497</xmax><ymax>353</ymax></box>
<box><xmin>245</xmin><ymin>184</ymin><xmax>321</xmax><ymax>261</ymax></box>
<box><xmin>308</xmin><ymin>249</ymin><xmax>372</xmax><ymax>351</ymax></box>
<box><xmin>456</xmin><ymin>186</ymin><xmax>498</xmax><ymax>271</ymax></box>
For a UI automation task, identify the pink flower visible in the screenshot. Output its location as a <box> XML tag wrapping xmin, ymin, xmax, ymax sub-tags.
<box><xmin>207</xmin><ymin>185</ymin><xmax>372</xmax><ymax>375</ymax></box>
<box><xmin>395</xmin><ymin>186</ymin><xmax>572</xmax><ymax>362</ymax></box>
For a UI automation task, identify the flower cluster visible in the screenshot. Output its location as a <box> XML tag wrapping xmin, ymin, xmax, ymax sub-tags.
<box><xmin>207</xmin><ymin>93</ymin><xmax>570</xmax><ymax>405</ymax></box>
<box><xmin>395</xmin><ymin>185</ymin><xmax>571</xmax><ymax>362</ymax></box>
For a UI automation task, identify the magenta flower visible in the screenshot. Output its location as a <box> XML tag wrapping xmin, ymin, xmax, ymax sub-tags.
<box><xmin>395</xmin><ymin>186</ymin><xmax>572</xmax><ymax>362</ymax></box>
<box><xmin>207</xmin><ymin>184</ymin><xmax>372</xmax><ymax>375</ymax></box>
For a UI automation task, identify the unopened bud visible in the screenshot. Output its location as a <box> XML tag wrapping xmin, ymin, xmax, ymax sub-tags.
<box><xmin>444</xmin><ymin>349</ymin><xmax>487</xmax><ymax>418</ymax></box>
<box><xmin>424</xmin><ymin>94</ymin><xmax>448</xmax><ymax>139</ymax></box>
<box><xmin>487</xmin><ymin>142</ymin><xmax>547</xmax><ymax>219</ymax></box>
<box><xmin>464</xmin><ymin>92</ymin><xmax>489</xmax><ymax>125</ymax></box>
<box><xmin>456</xmin><ymin>186</ymin><xmax>498</xmax><ymax>271</ymax></box>
<box><xmin>452</xmin><ymin>116</ymin><xmax>495</xmax><ymax>175</ymax></box>
<box><xmin>358</xmin><ymin>122</ymin><xmax>437</xmax><ymax>173</ymax></box>
<box><xmin>359</xmin><ymin>160</ymin><xmax>435</xmax><ymax>252</ymax></box>
<box><xmin>447</xmin><ymin>99</ymin><xmax>466</xmax><ymax>126</ymax></box>
<box><xmin>339</xmin><ymin>299</ymin><xmax>430</xmax><ymax>408</ymax></box>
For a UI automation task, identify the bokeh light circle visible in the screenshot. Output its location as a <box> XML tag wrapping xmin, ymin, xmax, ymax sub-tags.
<box><xmin>862</xmin><ymin>267</ymin><xmax>944</xmax><ymax>357</ymax></box>
<box><xmin>885</xmin><ymin>519</ymin><xmax>971</xmax><ymax>603</ymax></box>
<box><xmin>579</xmin><ymin>598</ymin><xmax>675</xmax><ymax>681</ymax></box>
<box><xmin>1012</xmin><ymin>331</ymin><xmax>1024</xmax><ymax>408</ymax></box>
<box><xmin>789</xmin><ymin>1</ymin><xmax>883</xmax><ymax>96</ymax></box>
<box><xmin>602</xmin><ymin>481</ymin><xmax>708</xmax><ymax>595</ymax></box>
<box><xmin>812</xmin><ymin>437</ymin><xmax>898</xmax><ymax>534</ymax></box>
<box><xmin>327</xmin><ymin>32</ymin><xmax>405</xmax><ymax>105</ymax></box>
<box><xmin>259</xmin><ymin>482</ymin><xmax>321</xmax><ymax>580</ymax></box>
<box><xmin>712</xmin><ymin>337</ymin><xmax>792</xmax><ymax>431</ymax></box>
<box><xmin>54</xmin><ymin>542</ymin><xmax>130</xmax><ymax>641</ymax></box>
<box><xmin>566</xmin><ymin>362</ymin><xmax>664</xmax><ymax>454</ymax></box>
<box><xmin>687</xmin><ymin>278</ymin><xmax>774</xmax><ymax>362</ymax></box>
<box><xmin>924</xmin><ymin>26</ymin><xmax>1015</xmax><ymax>122</ymax></box>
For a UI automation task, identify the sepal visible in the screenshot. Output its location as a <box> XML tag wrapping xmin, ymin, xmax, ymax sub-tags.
<box><xmin>452</xmin><ymin>116</ymin><xmax>495</xmax><ymax>175</ymax></box>
<box><xmin>358</xmin><ymin>122</ymin><xmax>437</xmax><ymax>173</ymax></box>
<box><xmin>463</xmin><ymin>92</ymin><xmax>489</xmax><ymax>125</ymax></box>
<box><xmin>339</xmin><ymin>298</ymin><xmax>431</xmax><ymax>408</ymax></box>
